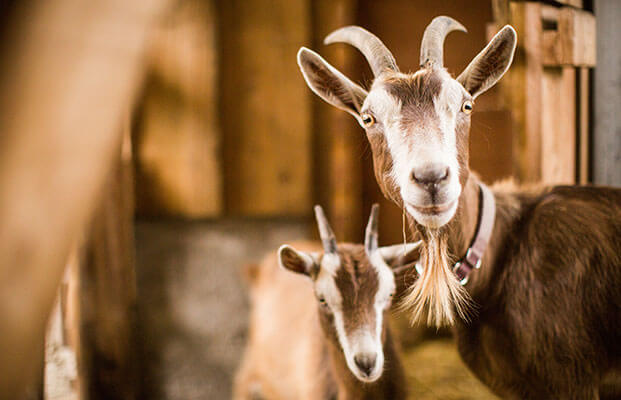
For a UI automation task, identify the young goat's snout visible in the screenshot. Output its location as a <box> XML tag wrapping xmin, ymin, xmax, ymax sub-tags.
<box><xmin>347</xmin><ymin>328</ymin><xmax>383</xmax><ymax>381</ymax></box>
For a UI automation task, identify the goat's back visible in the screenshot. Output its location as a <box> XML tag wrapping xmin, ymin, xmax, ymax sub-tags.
<box><xmin>460</xmin><ymin>185</ymin><xmax>621</xmax><ymax>398</ymax></box>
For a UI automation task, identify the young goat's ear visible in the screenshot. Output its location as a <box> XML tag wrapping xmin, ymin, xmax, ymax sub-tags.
<box><xmin>457</xmin><ymin>25</ymin><xmax>517</xmax><ymax>99</ymax></box>
<box><xmin>278</xmin><ymin>244</ymin><xmax>316</xmax><ymax>276</ymax></box>
<box><xmin>378</xmin><ymin>241</ymin><xmax>422</xmax><ymax>269</ymax></box>
<box><xmin>297</xmin><ymin>47</ymin><xmax>368</xmax><ymax>121</ymax></box>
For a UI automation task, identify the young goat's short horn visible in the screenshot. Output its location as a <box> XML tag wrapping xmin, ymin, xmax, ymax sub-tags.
<box><xmin>365</xmin><ymin>204</ymin><xmax>380</xmax><ymax>254</ymax></box>
<box><xmin>420</xmin><ymin>16</ymin><xmax>467</xmax><ymax>68</ymax></box>
<box><xmin>324</xmin><ymin>26</ymin><xmax>399</xmax><ymax>77</ymax></box>
<box><xmin>314</xmin><ymin>205</ymin><xmax>337</xmax><ymax>254</ymax></box>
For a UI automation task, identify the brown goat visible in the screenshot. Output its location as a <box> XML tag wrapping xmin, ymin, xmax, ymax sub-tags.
<box><xmin>298</xmin><ymin>16</ymin><xmax>621</xmax><ymax>399</ymax></box>
<box><xmin>233</xmin><ymin>205</ymin><xmax>419</xmax><ymax>400</ymax></box>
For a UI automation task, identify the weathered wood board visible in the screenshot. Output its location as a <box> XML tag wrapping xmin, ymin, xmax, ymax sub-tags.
<box><xmin>220</xmin><ymin>0</ymin><xmax>312</xmax><ymax>216</ymax></box>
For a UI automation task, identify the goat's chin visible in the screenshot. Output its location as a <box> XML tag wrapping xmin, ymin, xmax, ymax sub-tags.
<box><xmin>345</xmin><ymin>354</ymin><xmax>384</xmax><ymax>383</ymax></box>
<box><xmin>405</xmin><ymin>199</ymin><xmax>458</xmax><ymax>229</ymax></box>
<box><xmin>350</xmin><ymin>367</ymin><xmax>383</xmax><ymax>383</ymax></box>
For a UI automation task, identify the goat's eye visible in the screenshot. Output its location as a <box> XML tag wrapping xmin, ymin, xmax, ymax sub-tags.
<box><xmin>318</xmin><ymin>297</ymin><xmax>327</xmax><ymax>306</ymax></box>
<box><xmin>360</xmin><ymin>113</ymin><xmax>375</xmax><ymax>127</ymax></box>
<box><xmin>461</xmin><ymin>100</ymin><xmax>474</xmax><ymax>114</ymax></box>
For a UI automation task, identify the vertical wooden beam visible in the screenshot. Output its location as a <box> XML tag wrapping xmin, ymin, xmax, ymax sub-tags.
<box><xmin>0</xmin><ymin>1</ymin><xmax>169</xmax><ymax>397</ymax></box>
<box><xmin>593</xmin><ymin>0</ymin><xmax>621</xmax><ymax>185</ymax></box>
<box><xmin>577</xmin><ymin>67</ymin><xmax>591</xmax><ymax>184</ymax></box>
<box><xmin>220</xmin><ymin>0</ymin><xmax>312</xmax><ymax>216</ymax></box>
<box><xmin>79</xmin><ymin>128</ymin><xmax>138</xmax><ymax>400</ymax></box>
<box><xmin>312</xmin><ymin>0</ymin><xmax>363</xmax><ymax>241</ymax></box>
<box><xmin>541</xmin><ymin>67</ymin><xmax>576</xmax><ymax>184</ymax></box>
<box><xmin>133</xmin><ymin>0</ymin><xmax>222</xmax><ymax>218</ymax></box>
<box><xmin>508</xmin><ymin>2</ymin><xmax>544</xmax><ymax>182</ymax></box>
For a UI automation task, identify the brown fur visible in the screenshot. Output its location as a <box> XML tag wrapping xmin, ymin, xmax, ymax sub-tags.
<box><xmin>233</xmin><ymin>241</ymin><xmax>407</xmax><ymax>400</ymax></box>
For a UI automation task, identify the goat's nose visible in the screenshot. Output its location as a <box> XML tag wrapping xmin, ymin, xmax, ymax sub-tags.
<box><xmin>354</xmin><ymin>353</ymin><xmax>377</xmax><ymax>376</ymax></box>
<box><xmin>411</xmin><ymin>163</ymin><xmax>449</xmax><ymax>187</ymax></box>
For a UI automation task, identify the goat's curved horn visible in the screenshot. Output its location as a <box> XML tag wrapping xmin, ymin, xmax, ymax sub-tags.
<box><xmin>420</xmin><ymin>16</ymin><xmax>467</xmax><ymax>68</ymax></box>
<box><xmin>324</xmin><ymin>26</ymin><xmax>398</xmax><ymax>77</ymax></box>
<box><xmin>314</xmin><ymin>205</ymin><xmax>337</xmax><ymax>254</ymax></box>
<box><xmin>365</xmin><ymin>204</ymin><xmax>380</xmax><ymax>254</ymax></box>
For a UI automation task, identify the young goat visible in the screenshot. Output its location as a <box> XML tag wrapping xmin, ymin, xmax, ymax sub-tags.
<box><xmin>298</xmin><ymin>16</ymin><xmax>621</xmax><ymax>399</ymax></box>
<box><xmin>233</xmin><ymin>205</ymin><xmax>419</xmax><ymax>400</ymax></box>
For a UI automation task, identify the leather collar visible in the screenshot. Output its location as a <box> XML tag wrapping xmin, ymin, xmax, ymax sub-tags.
<box><xmin>452</xmin><ymin>183</ymin><xmax>496</xmax><ymax>285</ymax></box>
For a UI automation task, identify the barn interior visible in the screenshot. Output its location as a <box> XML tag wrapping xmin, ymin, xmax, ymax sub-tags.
<box><xmin>0</xmin><ymin>0</ymin><xmax>618</xmax><ymax>399</ymax></box>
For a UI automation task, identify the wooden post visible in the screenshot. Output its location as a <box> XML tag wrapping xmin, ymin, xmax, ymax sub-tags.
<box><xmin>508</xmin><ymin>1</ymin><xmax>544</xmax><ymax>182</ymax></box>
<box><xmin>77</xmin><ymin>128</ymin><xmax>138</xmax><ymax>400</ymax></box>
<box><xmin>312</xmin><ymin>0</ymin><xmax>363</xmax><ymax>242</ymax></box>
<box><xmin>577</xmin><ymin>67</ymin><xmax>591</xmax><ymax>184</ymax></box>
<box><xmin>0</xmin><ymin>0</ymin><xmax>169</xmax><ymax>397</ymax></box>
<box><xmin>133</xmin><ymin>0</ymin><xmax>223</xmax><ymax>218</ymax></box>
<box><xmin>219</xmin><ymin>0</ymin><xmax>312</xmax><ymax>217</ymax></box>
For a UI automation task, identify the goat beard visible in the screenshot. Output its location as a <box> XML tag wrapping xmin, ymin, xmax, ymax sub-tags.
<box><xmin>400</xmin><ymin>229</ymin><xmax>472</xmax><ymax>328</ymax></box>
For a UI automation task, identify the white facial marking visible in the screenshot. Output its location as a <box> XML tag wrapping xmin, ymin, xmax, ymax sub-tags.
<box><xmin>365</xmin><ymin>70</ymin><xmax>466</xmax><ymax>228</ymax></box>
<box><xmin>316</xmin><ymin>250</ymin><xmax>397</xmax><ymax>383</ymax></box>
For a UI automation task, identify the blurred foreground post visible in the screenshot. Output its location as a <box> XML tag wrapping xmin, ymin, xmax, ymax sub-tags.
<box><xmin>0</xmin><ymin>0</ymin><xmax>170</xmax><ymax>397</ymax></box>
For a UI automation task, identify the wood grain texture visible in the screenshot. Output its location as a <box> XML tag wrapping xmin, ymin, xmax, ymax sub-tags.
<box><xmin>508</xmin><ymin>2</ymin><xmax>544</xmax><ymax>182</ymax></box>
<box><xmin>541</xmin><ymin>67</ymin><xmax>576</xmax><ymax>184</ymax></box>
<box><xmin>134</xmin><ymin>0</ymin><xmax>222</xmax><ymax>218</ymax></box>
<box><xmin>220</xmin><ymin>0</ymin><xmax>311</xmax><ymax>216</ymax></box>
<box><xmin>312</xmin><ymin>0</ymin><xmax>363</xmax><ymax>242</ymax></box>
<box><xmin>542</xmin><ymin>7</ymin><xmax>596</xmax><ymax>67</ymax></box>
<box><xmin>577</xmin><ymin>67</ymin><xmax>591</xmax><ymax>184</ymax></box>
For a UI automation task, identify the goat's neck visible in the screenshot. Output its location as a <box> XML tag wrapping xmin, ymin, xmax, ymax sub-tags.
<box><xmin>411</xmin><ymin>174</ymin><xmax>480</xmax><ymax>258</ymax></box>
<box><xmin>411</xmin><ymin>173</ymin><xmax>520</xmax><ymax>302</ymax></box>
<box><xmin>411</xmin><ymin>174</ymin><xmax>506</xmax><ymax>295</ymax></box>
<box><xmin>324</xmin><ymin>325</ymin><xmax>407</xmax><ymax>400</ymax></box>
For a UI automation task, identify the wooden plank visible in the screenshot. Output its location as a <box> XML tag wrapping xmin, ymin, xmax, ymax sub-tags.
<box><xmin>542</xmin><ymin>7</ymin><xmax>596</xmax><ymax>67</ymax></box>
<box><xmin>0</xmin><ymin>0</ymin><xmax>169</xmax><ymax>397</ymax></box>
<box><xmin>541</xmin><ymin>67</ymin><xmax>576</xmax><ymax>184</ymax></box>
<box><xmin>220</xmin><ymin>0</ymin><xmax>311</xmax><ymax>216</ymax></box>
<box><xmin>577</xmin><ymin>67</ymin><xmax>591</xmax><ymax>184</ymax></box>
<box><xmin>593</xmin><ymin>0</ymin><xmax>621</xmax><ymax>185</ymax></box>
<box><xmin>508</xmin><ymin>2</ymin><xmax>544</xmax><ymax>182</ymax></box>
<box><xmin>78</xmin><ymin>128</ymin><xmax>138</xmax><ymax>400</ymax></box>
<box><xmin>312</xmin><ymin>0</ymin><xmax>363</xmax><ymax>242</ymax></box>
<box><xmin>133</xmin><ymin>0</ymin><xmax>222</xmax><ymax>218</ymax></box>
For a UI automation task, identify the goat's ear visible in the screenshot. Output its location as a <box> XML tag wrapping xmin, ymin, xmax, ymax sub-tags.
<box><xmin>278</xmin><ymin>245</ymin><xmax>317</xmax><ymax>276</ymax></box>
<box><xmin>297</xmin><ymin>47</ymin><xmax>368</xmax><ymax>121</ymax></box>
<box><xmin>378</xmin><ymin>241</ymin><xmax>422</xmax><ymax>269</ymax></box>
<box><xmin>457</xmin><ymin>25</ymin><xmax>517</xmax><ymax>99</ymax></box>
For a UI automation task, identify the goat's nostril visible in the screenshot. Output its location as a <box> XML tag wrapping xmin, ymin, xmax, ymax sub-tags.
<box><xmin>354</xmin><ymin>353</ymin><xmax>377</xmax><ymax>376</ymax></box>
<box><xmin>412</xmin><ymin>165</ymin><xmax>450</xmax><ymax>186</ymax></box>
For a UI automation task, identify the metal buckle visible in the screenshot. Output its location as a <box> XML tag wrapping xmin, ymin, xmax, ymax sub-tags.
<box><xmin>465</xmin><ymin>248</ymin><xmax>482</xmax><ymax>269</ymax></box>
<box><xmin>453</xmin><ymin>262</ymin><xmax>469</xmax><ymax>286</ymax></box>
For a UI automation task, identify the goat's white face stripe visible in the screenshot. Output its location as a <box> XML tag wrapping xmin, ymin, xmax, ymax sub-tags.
<box><xmin>316</xmin><ymin>250</ymin><xmax>396</xmax><ymax>382</ymax></box>
<box><xmin>364</xmin><ymin>70</ymin><xmax>464</xmax><ymax>228</ymax></box>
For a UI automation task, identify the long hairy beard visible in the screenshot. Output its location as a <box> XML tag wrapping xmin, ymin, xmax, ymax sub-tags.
<box><xmin>400</xmin><ymin>230</ymin><xmax>472</xmax><ymax>328</ymax></box>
